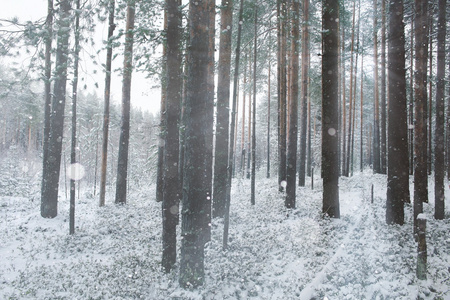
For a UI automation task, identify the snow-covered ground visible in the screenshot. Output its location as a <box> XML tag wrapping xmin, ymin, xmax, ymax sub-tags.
<box><xmin>1</xmin><ymin>170</ymin><xmax>449</xmax><ymax>299</ymax></box>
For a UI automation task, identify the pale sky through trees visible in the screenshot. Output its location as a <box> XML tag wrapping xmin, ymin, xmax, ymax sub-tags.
<box><xmin>1</xmin><ymin>0</ymin><xmax>162</xmax><ymax>115</ymax></box>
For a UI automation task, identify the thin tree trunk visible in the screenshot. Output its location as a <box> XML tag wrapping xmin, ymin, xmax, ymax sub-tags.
<box><xmin>40</xmin><ymin>0</ymin><xmax>71</xmax><ymax>218</ymax></box>
<box><xmin>251</xmin><ymin>6</ymin><xmax>257</xmax><ymax>206</ymax></box>
<box><xmin>413</xmin><ymin>0</ymin><xmax>429</xmax><ymax>234</ymax></box>
<box><xmin>409</xmin><ymin>16</ymin><xmax>414</xmax><ymax>176</ymax></box>
<box><xmin>213</xmin><ymin>0</ymin><xmax>233</xmax><ymax>218</ymax></box>
<box><xmin>341</xmin><ymin>28</ymin><xmax>347</xmax><ymax>176</ymax></box>
<box><xmin>298</xmin><ymin>0</ymin><xmax>309</xmax><ymax>186</ymax></box>
<box><xmin>373</xmin><ymin>0</ymin><xmax>381</xmax><ymax>174</ymax></box>
<box><xmin>380</xmin><ymin>0</ymin><xmax>387</xmax><ymax>174</ymax></box>
<box><xmin>223</xmin><ymin>0</ymin><xmax>244</xmax><ymax>251</ymax></box>
<box><xmin>286</xmin><ymin>0</ymin><xmax>299</xmax><ymax>208</ymax></box>
<box><xmin>70</xmin><ymin>0</ymin><xmax>81</xmax><ymax>235</ymax></box>
<box><xmin>434</xmin><ymin>0</ymin><xmax>446</xmax><ymax>220</ymax></box>
<box><xmin>115</xmin><ymin>1</ymin><xmax>135</xmax><ymax>204</ymax></box>
<box><xmin>428</xmin><ymin>13</ymin><xmax>433</xmax><ymax>176</ymax></box>
<box><xmin>278</xmin><ymin>0</ymin><xmax>287</xmax><ymax>191</ymax></box>
<box><xmin>322</xmin><ymin>0</ymin><xmax>340</xmax><ymax>218</ymax></box>
<box><xmin>267</xmin><ymin>60</ymin><xmax>271</xmax><ymax>179</ymax></box>
<box><xmin>247</xmin><ymin>57</ymin><xmax>252</xmax><ymax>180</ymax></box>
<box><xmin>99</xmin><ymin>0</ymin><xmax>115</xmax><ymax>207</ymax></box>
<box><xmin>360</xmin><ymin>55</ymin><xmax>364</xmax><ymax>172</ymax></box>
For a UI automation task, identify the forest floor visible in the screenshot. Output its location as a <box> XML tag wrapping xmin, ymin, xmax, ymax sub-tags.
<box><xmin>1</xmin><ymin>170</ymin><xmax>450</xmax><ymax>299</ymax></box>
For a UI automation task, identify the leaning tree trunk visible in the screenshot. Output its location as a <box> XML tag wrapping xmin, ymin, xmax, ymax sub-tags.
<box><xmin>322</xmin><ymin>0</ymin><xmax>340</xmax><ymax>218</ymax></box>
<box><xmin>213</xmin><ymin>0</ymin><xmax>233</xmax><ymax>218</ymax></box>
<box><xmin>99</xmin><ymin>0</ymin><xmax>116</xmax><ymax>207</ymax></box>
<box><xmin>386</xmin><ymin>0</ymin><xmax>408</xmax><ymax>225</ymax></box>
<box><xmin>41</xmin><ymin>0</ymin><xmax>71</xmax><ymax>218</ymax></box>
<box><xmin>115</xmin><ymin>1</ymin><xmax>135</xmax><ymax>204</ymax></box>
<box><xmin>434</xmin><ymin>0</ymin><xmax>446</xmax><ymax>220</ymax></box>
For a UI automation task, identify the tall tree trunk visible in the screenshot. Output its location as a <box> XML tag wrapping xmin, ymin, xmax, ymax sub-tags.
<box><xmin>251</xmin><ymin>6</ymin><xmax>257</xmax><ymax>206</ymax></box>
<box><xmin>373</xmin><ymin>0</ymin><xmax>381</xmax><ymax>174</ymax></box>
<box><xmin>298</xmin><ymin>0</ymin><xmax>309</xmax><ymax>186</ymax></box>
<box><xmin>277</xmin><ymin>0</ymin><xmax>287</xmax><ymax>191</ymax></box>
<box><xmin>162</xmin><ymin>0</ymin><xmax>182</xmax><ymax>273</ymax></box>
<box><xmin>380</xmin><ymin>0</ymin><xmax>387</xmax><ymax>174</ymax></box>
<box><xmin>267</xmin><ymin>60</ymin><xmax>271</xmax><ymax>179</ymax></box>
<box><xmin>322</xmin><ymin>0</ymin><xmax>340</xmax><ymax>218</ymax></box>
<box><xmin>409</xmin><ymin>17</ymin><xmax>415</xmax><ymax>176</ymax></box>
<box><xmin>70</xmin><ymin>0</ymin><xmax>81</xmax><ymax>235</ymax></box>
<box><xmin>413</xmin><ymin>0</ymin><xmax>429</xmax><ymax>234</ymax></box>
<box><xmin>360</xmin><ymin>54</ymin><xmax>364</xmax><ymax>172</ymax></box>
<box><xmin>41</xmin><ymin>0</ymin><xmax>71</xmax><ymax>218</ymax></box>
<box><xmin>341</xmin><ymin>27</ymin><xmax>347</xmax><ymax>176</ymax></box>
<box><xmin>179</xmin><ymin>0</ymin><xmax>215</xmax><ymax>288</ymax></box>
<box><xmin>115</xmin><ymin>0</ymin><xmax>135</xmax><ymax>204</ymax></box>
<box><xmin>41</xmin><ymin>0</ymin><xmax>53</xmax><ymax>201</ymax></box>
<box><xmin>223</xmin><ymin>0</ymin><xmax>244</xmax><ymax>251</ymax></box>
<box><xmin>247</xmin><ymin>57</ymin><xmax>252</xmax><ymax>180</ymax></box>
<box><xmin>434</xmin><ymin>0</ymin><xmax>446</xmax><ymax>220</ymax></box>
<box><xmin>428</xmin><ymin>14</ymin><xmax>433</xmax><ymax>176</ymax></box>
<box><xmin>345</xmin><ymin>0</ymin><xmax>356</xmax><ymax>178</ymax></box>
<box><xmin>286</xmin><ymin>0</ymin><xmax>299</xmax><ymax>208</ymax></box>
<box><xmin>213</xmin><ymin>0</ymin><xmax>233</xmax><ymax>218</ymax></box>
<box><xmin>386</xmin><ymin>0</ymin><xmax>408</xmax><ymax>225</ymax></box>
<box><xmin>99</xmin><ymin>0</ymin><xmax>116</xmax><ymax>207</ymax></box>
<box><xmin>240</xmin><ymin>66</ymin><xmax>246</xmax><ymax>176</ymax></box>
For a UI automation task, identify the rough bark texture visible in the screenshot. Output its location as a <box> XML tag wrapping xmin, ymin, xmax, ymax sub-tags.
<box><xmin>286</xmin><ymin>0</ymin><xmax>299</xmax><ymax>208</ymax></box>
<box><xmin>213</xmin><ymin>0</ymin><xmax>233</xmax><ymax>218</ymax></box>
<box><xmin>179</xmin><ymin>0</ymin><xmax>215</xmax><ymax>288</ymax></box>
<box><xmin>413</xmin><ymin>0</ymin><xmax>429</xmax><ymax>233</ymax></box>
<box><xmin>386</xmin><ymin>0</ymin><xmax>408</xmax><ymax>225</ymax></box>
<box><xmin>115</xmin><ymin>1</ymin><xmax>135</xmax><ymax>204</ymax></box>
<box><xmin>99</xmin><ymin>0</ymin><xmax>115</xmax><ymax>207</ymax></box>
<box><xmin>322</xmin><ymin>0</ymin><xmax>340</xmax><ymax>218</ymax></box>
<box><xmin>162</xmin><ymin>0</ymin><xmax>182</xmax><ymax>273</ymax></box>
<box><xmin>41</xmin><ymin>0</ymin><xmax>71</xmax><ymax>218</ymax></box>
<box><xmin>434</xmin><ymin>0</ymin><xmax>446</xmax><ymax>220</ymax></box>
<box><xmin>414</xmin><ymin>0</ymin><xmax>428</xmax><ymax>232</ymax></box>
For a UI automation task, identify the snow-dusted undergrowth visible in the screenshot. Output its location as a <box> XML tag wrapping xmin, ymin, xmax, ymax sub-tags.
<box><xmin>1</xmin><ymin>170</ymin><xmax>449</xmax><ymax>299</ymax></box>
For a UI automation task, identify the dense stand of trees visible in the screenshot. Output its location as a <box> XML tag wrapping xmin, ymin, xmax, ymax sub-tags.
<box><xmin>0</xmin><ymin>0</ymin><xmax>449</xmax><ymax>288</ymax></box>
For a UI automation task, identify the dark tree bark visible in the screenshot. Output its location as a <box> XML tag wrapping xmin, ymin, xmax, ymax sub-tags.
<box><xmin>41</xmin><ymin>0</ymin><xmax>53</xmax><ymax>199</ymax></box>
<box><xmin>162</xmin><ymin>0</ymin><xmax>182</xmax><ymax>273</ymax></box>
<box><xmin>409</xmin><ymin>18</ymin><xmax>414</xmax><ymax>176</ymax></box>
<box><xmin>267</xmin><ymin>61</ymin><xmax>271</xmax><ymax>179</ymax></box>
<box><xmin>41</xmin><ymin>0</ymin><xmax>71</xmax><ymax>218</ymax></box>
<box><xmin>99</xmin><ymin>0</ymin><xmax>116</xmax><ymax>207</ymax></box>
<box><xmin>434</xmin><ymin>0</ymin><xmax>446</xmax><ymax>220</ymax></box>
<box><xmin>70</xmin><ymin>0</ymin><xmax>81</xmax><ymax>235</ymax></box>
<box><xmin>428</xmin><ymin>13</ymin><xmax>433</xmax><ymax>176</ymax></box>
<box><xmin>413</xmin><ymin>0</ymin><xmax>429</xmax><ymax>233</ymax></box>
<box><xmin>298</xmin><ymin>0</ymin><xmax>309</xmax><ymax>187</ymax></box>
<box><xmin>277</xmin><ymin>0</ymin><xmax>287</xmax><ymax>191</ymax></box>
<box><xmin>213</xmin><ymin>0</ymin><xmax>233</xmax><ymax>218</ymax></box>
<box><xmin>223</xmin><ymin>0</ymin><xmax>244</xmax><ymax>251</ymax></box>
<box><xmin>380</xmin><ymin>0</ymin><xmax>387</xmax><ymax>174</ymax></box>
<box><xmin>179</xmin><ymin>0</ymin><xmax>215</xmax><ymax>288</ymax></box>
<box><xmin>286</xmin><ymin>0</ymin><xmax>299</xmax><ymax>208</ymax></box>
<box><xmin>115</xmin><ymin>1</ymin><xmax>135</xmax><ymax>204</ymax></box>
<box><xmin>251</xmin><ymin>5</ymin><xmax>257</xmax><ymax>206</ymax></box>
<box><xmin>322</xmin><ymin>0</ymin><xmax>340</xmax><ymax>218</ymax></box>
<box><xmin>386</xmin><ymin>0</ymin><xmax>408</xmax><ymax>225</ymax></box>
<box><xmin>373</xmin><ymin>0</ymin><xmax>381</xmax><ymax>174</ymax></box>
